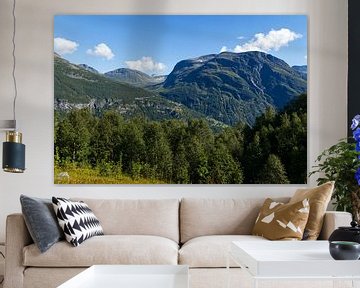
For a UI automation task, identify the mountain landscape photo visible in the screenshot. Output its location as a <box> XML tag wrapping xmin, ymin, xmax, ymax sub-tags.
<box><xmin>54</xmin><ymin>15</ymin><xmax>307</xmax><ymax>184</ymax></box>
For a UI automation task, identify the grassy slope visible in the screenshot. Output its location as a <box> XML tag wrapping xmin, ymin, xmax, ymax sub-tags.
<box><xmin>54</xmin><ymin>166</ymin><xmax>166</xmax><ymax>184</ymax></box>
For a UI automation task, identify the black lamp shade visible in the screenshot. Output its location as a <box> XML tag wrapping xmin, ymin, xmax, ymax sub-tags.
<box><xmin>3</xmin><ymin>141</ymin><xmax>25</xmax><ymax>173</ymax></box>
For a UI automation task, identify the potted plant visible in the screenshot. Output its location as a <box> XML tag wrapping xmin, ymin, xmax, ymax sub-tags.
<box><xmin>310</xmin><ymin>115</ymin><xmax>360</xmax><ymax>222</ymax></box>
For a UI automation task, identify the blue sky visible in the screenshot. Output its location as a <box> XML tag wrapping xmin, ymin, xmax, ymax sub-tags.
<box><xmin>54</xmin><ymin>15</ymin><xmax>307</xmax><ymax>75</ymax></box>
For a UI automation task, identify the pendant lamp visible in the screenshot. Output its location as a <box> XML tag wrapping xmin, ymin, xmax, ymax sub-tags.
<box><xmin>1</xmin><ymin>0</ymin><xmax>26</xmax><ymax>173</ymax></box>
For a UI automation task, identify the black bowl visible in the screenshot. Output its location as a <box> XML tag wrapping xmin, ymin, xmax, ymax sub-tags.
<box><xmin>329</xmin><ymin>241</ymin><xmax>360</xmax><ymax>260</ymax></box>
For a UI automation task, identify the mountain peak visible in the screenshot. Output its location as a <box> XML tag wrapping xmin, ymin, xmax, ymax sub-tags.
<box><xmin>162</xmin><ymin>51</ymin><xmax>307</xmax><ymax>126</ymax></box>
<box><xmin>78</xmin><ymin>64</ymin><xmax>99</xmax><ymax>74</ymax></box>
<box><xmin>54</xmin><ymin>50</ymin><xmax>306</xmax><ymax>128</ymax></box>
<box><xmin>105</xmin><ymin>68</ymin><xmax>165</xmax><ymax>87</ymax></box>
<box><xmin>292</xmin><ymin>65</ymin><xmax>307</xmax><ymax>75</ymax></box>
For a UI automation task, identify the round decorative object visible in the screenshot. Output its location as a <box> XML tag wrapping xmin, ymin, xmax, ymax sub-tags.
<box><xmin>329</xmin><ymin>241</ymin><xmax>360</xmax><ymax>260</ymax></box>
<box><xmin>328</xmin><ymin>221</ymin><xmax>360</xmax><ymax>244</ymax></box>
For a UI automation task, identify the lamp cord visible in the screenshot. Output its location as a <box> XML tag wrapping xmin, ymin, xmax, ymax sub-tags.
<box><xmin>11</xmin><ymin>0</ymin><xmax>17</xmax><ymax>124</ymax></box>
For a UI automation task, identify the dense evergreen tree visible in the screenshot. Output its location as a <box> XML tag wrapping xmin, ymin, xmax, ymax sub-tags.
<box><xmin>208</xmin><ymin>140</ymin><xmax>243</xmax><ymax>184</ymax></box>
<box><xmin>172</xmin><ymin>144</ymin><xmax>190</xmax><ymax>184</ymax></box>
<box><xmin>120</xmin><ymin>119</ymin><xmax>146</xmax><ymax>174</ymax></box>
<box><xmin>90</xmin><ymin>111</ymin><xmax>123</xmax><ymax>166</ymax></box>
<box><xmin>56</xmin><ymin>109</ymin><xmax>94</xmax><ymax>165</ymax></box>
<box><xmin>257</xmin><ymin>154</ymin><xmax>290</xmax><ymax>184</ymax></box>
<box><xmin>186</xmin><ymin>136</ymin><xmax>210</xmax><ymax>184</ymax></box>
<box><xmin>54</xmin><ymin>94</ymin><xmax>307</xmax><ymax>184</ymax></box>
<box><xmin>243</xmin><ymin>133</ymin><xmax>264</xmax><ymax>183</ymax></box>
<box><xmin>143</xmin><ymin>122</ymin><xmax>173</xmax><ymax>181</ymax></box>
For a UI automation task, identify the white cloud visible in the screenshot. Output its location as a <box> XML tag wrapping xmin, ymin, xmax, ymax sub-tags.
<box><xmin>237</xmin><ymin>36</ymin><xmax>245</xmax><ymax>40</ymax></box>
<box><xmin>304</xmin><ymin>55</ymin><xmax>308</xmax><ymax>60</ymax></box>
<box><xmin>87</xmin><ymin>43</ymin><xmax>114</xmax><ymax>60</ymax></box>
<box><xmin>54</xmin><ymin>37</ymin><xmax>79</xmax><ymax>55</ymax></box>
<box><xmin>229</xmin><ymin>28</ymin><xmax>302</xmax><ymax>53</ymax></box>
<box><xmin>125</xmin><ymin>57</ymin><xmax>166</xmax><ymax>75</ymax></box>
<box><xmin>220</xmin><ymin>46</ymin><xmax>228</xmax><ymax>53</ymax></box>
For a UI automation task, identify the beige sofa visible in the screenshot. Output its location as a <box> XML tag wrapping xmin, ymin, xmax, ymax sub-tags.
<box><xmin>4</xmin><ymin>198</ymin><xmax>352</xmax><ymax>288</ymax></box>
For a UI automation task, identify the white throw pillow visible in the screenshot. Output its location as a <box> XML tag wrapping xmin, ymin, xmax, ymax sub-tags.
<box><xmin>52</xmin><ymin>197</ymin><xmax>104</xmax><ymax>247</ymax></box>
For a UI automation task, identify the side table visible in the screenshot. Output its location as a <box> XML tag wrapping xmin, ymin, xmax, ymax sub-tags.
<box><xmin>58</xmin><ymin>265</ymin><xmax>189</xmax><ymax>288</ymax></box>
<box><xmin>227</xmin><ymin>240</ymin><xmax>360</xmax><ymax>288</ymax></box>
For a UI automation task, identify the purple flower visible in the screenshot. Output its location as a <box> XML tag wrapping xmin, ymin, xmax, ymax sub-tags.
<box><xmin>356</xmin><ymin>167</ymin><xmax>360</xmax><ymax>186</ymax></box>
<box><xmin>351</xmin><ymin>115</ymin><xmax>360</xmax><ymax>186</ymax></box>
<box><xmin>353</xmin><ymin>128</ymin><xmax>360</xmax><ymax>142</ymax></box>
<box><xmin>352</xmin><ymin>115</ymin><xmax>360</xmax><ymax>130</ymax></box>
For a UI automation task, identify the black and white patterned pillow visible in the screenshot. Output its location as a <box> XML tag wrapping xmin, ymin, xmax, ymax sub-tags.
<box><xmin>52</xmin><ymin>197</ymin><xmax>104</xmax><ymax>247</ymax></box>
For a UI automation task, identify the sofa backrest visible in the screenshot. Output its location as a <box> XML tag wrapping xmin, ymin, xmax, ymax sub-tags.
<box><xmin>180</xmin><ymin>197</ymin><xmax>289</xmax><ymax>243</ymax></box>
<box><xmin>73</xmin><ymin>198</ymin><xmax>180</xmax><ymax>243</ymax></box>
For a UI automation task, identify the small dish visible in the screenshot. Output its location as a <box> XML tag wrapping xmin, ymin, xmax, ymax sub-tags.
<box><xmin>329</xmin><ymin>241</ymin><xmax>360</xmax><ymax>260</ymax></box>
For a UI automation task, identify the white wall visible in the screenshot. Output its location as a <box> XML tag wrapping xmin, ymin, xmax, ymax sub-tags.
<box><xmin>0</xmin><ymin>0</ymin><xmax>348</xmax><ymax>242</ymax></box>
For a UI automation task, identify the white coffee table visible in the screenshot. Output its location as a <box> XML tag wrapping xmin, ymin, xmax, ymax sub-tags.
<box><xmin>228</xmin><ymin>241</ymin><xmax>360</xmax><ymax>288</ymax></box>
<box><xmin>57</xmin><ymin>265</ymin><xmax>189</xmax><ymax>288</ymax></box>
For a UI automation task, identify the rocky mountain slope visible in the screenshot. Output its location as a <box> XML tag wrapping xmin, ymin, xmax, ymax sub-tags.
<box><xmin>160</xmin><ymin>51</ymin><xmax>306</xmax><ymax>125</ymax></box>
<box><xmin>54</xmin><ymin>54</ymin><xmax>206</xmax><ymax>122</ymax></box>
<box><xmin>55</xmin><ymin>51</ymin><xmax>306</xmax><ymax>127</ymax></box>
<box><xmin>104</xmin><ymin>68</ymin><xmax>165</xmax><ymax>87</ymax></box>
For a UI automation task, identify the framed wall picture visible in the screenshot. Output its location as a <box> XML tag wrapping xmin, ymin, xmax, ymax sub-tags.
<box><xmin>54</xmin><ymin>15</ymin><xmax>307</xmax><ymax>184</ymax></box>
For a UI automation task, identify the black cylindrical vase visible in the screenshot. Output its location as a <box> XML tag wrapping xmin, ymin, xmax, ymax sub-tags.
<box><xmin>2</xmin><ymin>131</ymin><xmax>25</xmax><ymax>173</ymax></box>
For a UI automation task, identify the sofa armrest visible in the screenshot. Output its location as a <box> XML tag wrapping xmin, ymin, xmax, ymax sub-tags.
<box><xmin>318</xmin><ymin>211</ymin><xmax>352</xmax><ymax>240</ymax></box>
<box><xmin>4</xmin><ymin>213</ymin><xmax>33</xmax><ymax>288</ymax></box>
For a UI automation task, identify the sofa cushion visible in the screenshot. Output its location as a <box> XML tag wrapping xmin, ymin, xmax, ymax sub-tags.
<box><xmin>72</xmin><ymin>198</ymin><xmax>179</xmax><ymax>243</ymax></box>
<box><xmin>180</xmin><ymin>198</ymin><xmax>289</xmax><ymax>243</ymax></box>
<box><xmin>23</xmin><ymin>235</ymin><xmax>179</xmax><ymax>267</ymax></box>
<box><xmin>179</xmin><ymin>235</ymin><xmax>267</xmax><ymax>268</ymax></box>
